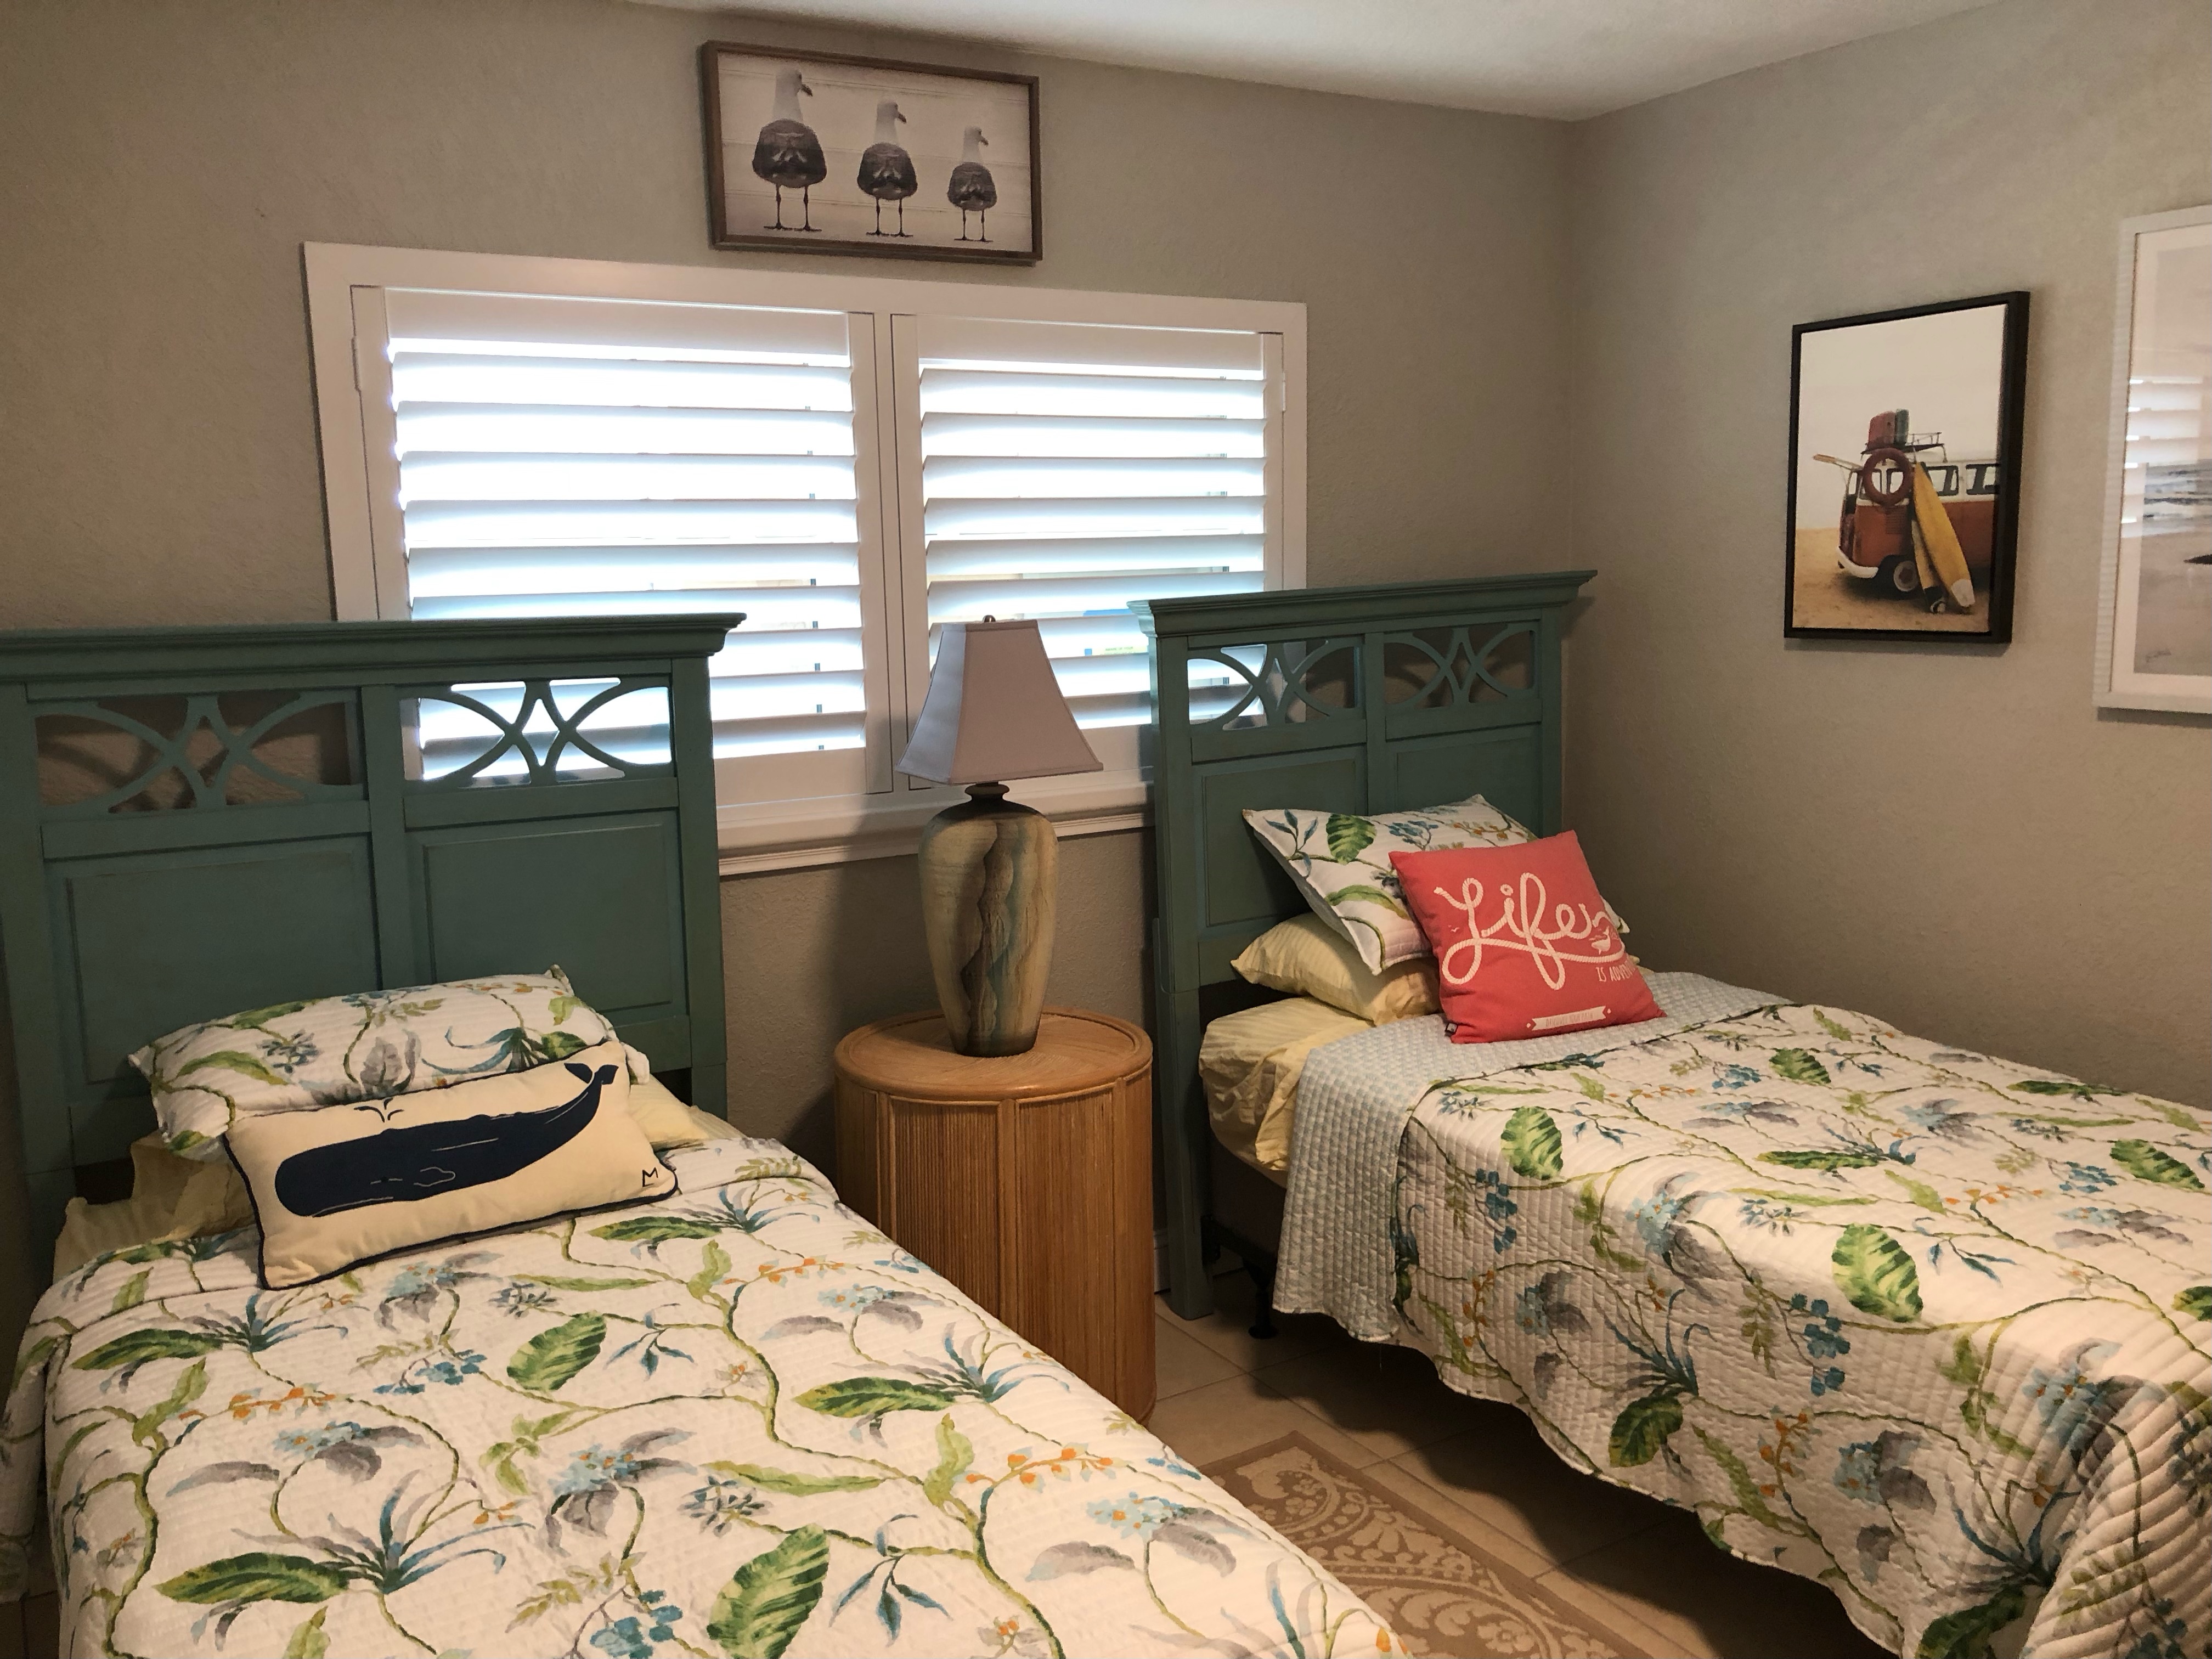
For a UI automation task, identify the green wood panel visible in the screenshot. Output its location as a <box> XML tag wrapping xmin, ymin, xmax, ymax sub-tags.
<box><xmin>0</xmin><ymin>684</ymin><xmax>72</xmax><ymax>1184</ymax></box>
<box><xmin>51</xmin><ymin>837</ymin><xmax>380</xmax><ymax>1085</ymax></box>
<box><xmin>41</xmin><ymin>800</ymin><xmax>373</xmax><ymax>860</ymax></box>
<box><xmin>415</xmin><ymin>815</ymin><xmax>685</xmax><ymax>1024</ymax></box>
<box><xmin>402</xmin><ymin>776</ymin><xmax>680</xmax><ymax>830</ymax></box>
<box><xmin>1194</xmin><ymin>749</ymin><xmax>1364</xmax><ymax>935</ymax></box>
<box><xmin>1377</xmin><ymin>698</ymin><xmax>1542</xmax><ymax>740</ymax></box>
<box><xmin>360</xmin><ymin>683</ymin><xmax>424</xmax><ymax>986</ymax></box>
<box><xmin>1380</xmin><ymin>726</ymin><xmax>1544</xmax><ymax>824</ymax></box>
<box><xmin>606</xmin><ymin>1014</ymin><xmax>692</xmax><ymax>1070</ymax></box>
<box><xmin>667</xmin><ymin>654</ymin><xmax>727</xmax><ymax>1116</ymax></box>
<box><xmin>1190</xmin><ymin>714</ymin><xmax>1366</xmax><ymax>765</ymax></box>
<box><xmin>1136</xmin><ymin>572</ymin><xmax>1594</xmax><ymax>639</ymax></box>
<box><xmin>0</xmin><ymin>616</ymin><xmax>734</xmax><ymax>684</ymax></box>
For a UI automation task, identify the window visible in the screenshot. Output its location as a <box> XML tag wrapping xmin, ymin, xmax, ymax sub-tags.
<box><xmin>310</xmin><ymin>246</ymin><xmax>1304</xmax><ymax>866</ymax></box>
<box><xmin>895</xmin><ymin>314</ymin><xmax>1280</xmax><ymax>778</ymax></box>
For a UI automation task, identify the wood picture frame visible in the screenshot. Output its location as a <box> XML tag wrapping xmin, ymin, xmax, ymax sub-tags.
<box><xmin>702</xmin><ymin>42</ymin><xmax>1041</xmax><ymax>265</ymax></box>
<box><xmin>2094</xmin><ymin>206</ymin><xmax>2210</xmax><ymax>714</ymax></box>
<box><xmin>1784</xmin><ymin>291</ymin><xmax>2029</xmax><ymax>642</ymax></box>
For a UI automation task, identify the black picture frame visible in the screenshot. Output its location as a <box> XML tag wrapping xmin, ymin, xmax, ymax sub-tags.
<box><xmin>701</xmin><ymin>41</ymin><xmax>1042</xmax><ymax>266</ymax></box>
<box><xmin>1784</xmin><ymin>291</ymin><xmax>2029</xmax><ymax>641</ymax></box>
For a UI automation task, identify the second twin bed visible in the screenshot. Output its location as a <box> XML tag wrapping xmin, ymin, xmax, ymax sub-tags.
<box><xmin>1138</xmin><ymin>575</ymin><xmax>2211</xmax><ymax>1659</ymax></box>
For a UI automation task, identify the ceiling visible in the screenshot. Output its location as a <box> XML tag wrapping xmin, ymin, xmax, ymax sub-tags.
<box><xmin>633</xmin><ymin>0</ymin><xmax>2001</xmax><ymax>120</ymax></box>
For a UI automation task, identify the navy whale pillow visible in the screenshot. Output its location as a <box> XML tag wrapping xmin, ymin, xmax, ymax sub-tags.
<box><xmin>225</xmin><ymin>1038</ymin><xmax>675</xmax><ymax>1287</ymax></box>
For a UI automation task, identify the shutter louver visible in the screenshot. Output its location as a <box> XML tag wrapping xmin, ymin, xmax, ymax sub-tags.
<box><xmin>912</xmin><ymin>317</ymin><xmax>1272</xmax><ymax>731</ymax></box>
<box><xmin>381</xmin><ymin>290</ymin><xmax>871</xmax><ymax>766</ymax></box>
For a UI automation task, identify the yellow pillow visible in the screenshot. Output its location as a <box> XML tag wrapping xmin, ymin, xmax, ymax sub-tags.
<box><xmin>51</xmin><ymin>1136</ymin><xmax>257</xmax><ymax>1279</ymax></box>
<box><xmin>673</xmin><ymin>1101</ymin><xmax>746</xmax><ymax>1143</ymax></box>
<box><xmin>623</xmin><ymin>1053</ymin><xmax>723</xmax><ymax>1148</ymax></box>
<box><xmin>228</xmin><ymin>1039</ymin><xmax>675</xmax><ymax>1288</ymax></box>
<box><xmin>630</xmin><ymin>1071</ymin><xmax>743</xmax><ymax>1148</ymax></box>
<box><xmin>1232</xmin><ymin>913</ymin><xmax>1440</xmax><ymax>1024</ymax></box>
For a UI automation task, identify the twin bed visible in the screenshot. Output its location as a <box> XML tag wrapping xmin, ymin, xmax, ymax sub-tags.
<box><xmin>3</xmin><ymin>582</ymin><xmax>2204</xmax><ymax>1659</ymax></box>
<box><xmin>1136</xmin><ymin>575</ymin><xmax>2211</xmax><ymax>1659</ymax></box>
<box><xmin>0</xmin><ymin>620</ymin><xmax>1396</xmax><ymax>1658</ymax></box>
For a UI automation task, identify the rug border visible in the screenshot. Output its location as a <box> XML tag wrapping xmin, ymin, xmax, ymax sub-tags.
<box><xmin>1203</xmin><ymin>1430</ymin><xmax>1652</xmax><ymax>1659</ymax></box>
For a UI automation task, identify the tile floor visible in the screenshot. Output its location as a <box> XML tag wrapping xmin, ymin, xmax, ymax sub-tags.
<box><xmin>1154</xmin><ymin>1267</ymin><xmax>1894</xmax><ymax>1659</ymax></box>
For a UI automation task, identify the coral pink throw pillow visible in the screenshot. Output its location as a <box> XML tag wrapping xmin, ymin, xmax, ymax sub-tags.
<box><xmin>1390</xmin><ymin>832</ymin><xmax>1661</xmax><ymax>1043</ymax></box>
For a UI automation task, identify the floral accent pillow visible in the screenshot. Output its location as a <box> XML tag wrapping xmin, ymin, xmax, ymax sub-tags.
<box><xmin>129</xmin><ymin>967</ymin><xmax>618</xmax><ymax>1160</ymax></box>
<box><xmin>1243</xmin><ymin>794</ymin><xmax>1540</xmax><ymax>973</ymax></box>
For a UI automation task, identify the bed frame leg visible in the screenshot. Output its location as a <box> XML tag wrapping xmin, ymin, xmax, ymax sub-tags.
<box><xmin>1248</xmin><ymin>1255</ymin><xmax>1278</xmax><ymax>1340</ymax></box>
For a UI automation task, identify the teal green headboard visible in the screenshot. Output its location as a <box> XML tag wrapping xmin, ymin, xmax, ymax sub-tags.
<box><xmin>0</xmin><ymin>616</ymin><xmax>737</xmax><ymax>1258</ymax></box>
<box><xmin>1136</xmin><ymin>573</ymin><xmax>1594</xmax><ymax>1319</ymax></box>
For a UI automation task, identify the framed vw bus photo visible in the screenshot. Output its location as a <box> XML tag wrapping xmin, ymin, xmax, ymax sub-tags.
<box><xmin>1785</xmin><ymin>292</ymin><xmax>2029</xmax><ymax>641</ymax></box>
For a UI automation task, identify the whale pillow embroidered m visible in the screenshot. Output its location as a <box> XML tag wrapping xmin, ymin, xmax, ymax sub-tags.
<box><xmin>1390</xmin><ymin>832</ymin><xmax>1662</xmax><ymax>1042</ymax></box>
<box><xmin>130</xmin><ymin>967</ymin><xmax>619</xmax><ymax>1160</ymax></box>
<box><xmin>225</xmin><ymin>1039</ymin><xmax>675</xmax><ymax>1287</ymax></box>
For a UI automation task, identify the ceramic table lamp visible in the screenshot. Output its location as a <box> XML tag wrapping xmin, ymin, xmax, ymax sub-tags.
<box><xmin>896</xmin><ymin>619</ymin><xmax>1102</xmax><ymax>1057</ymax></box>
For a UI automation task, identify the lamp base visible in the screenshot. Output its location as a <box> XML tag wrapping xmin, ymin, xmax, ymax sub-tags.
<box><xmin>917</xmin><ymin>783</ymin><xmax>1057</xmax><ymax>1057</ymax></box>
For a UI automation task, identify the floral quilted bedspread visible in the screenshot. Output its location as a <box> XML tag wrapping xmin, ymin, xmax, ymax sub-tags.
<box><xmin>2</xmin><ymin>1137</ymin><xmax>1396</xmax><ymax>1659</ymax></box>
<box><xmin>1312</xmin><ymin>1001</ymin><xmax>2209</xmax><ymax>1658</ymax></box>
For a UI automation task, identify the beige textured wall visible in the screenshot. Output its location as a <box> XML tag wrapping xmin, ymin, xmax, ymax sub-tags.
<box><xmin>4</xmin><ymin>0</ymin><xmax>2202</xmax><ymax>1371</ymax></box>
<box><xmin>0</xmin><ymin>0</ymin><xmax>1573</xmax><ymax>1340</ymax></box>
<box><xmin>1562</xmin><ymin>0</ymin><xmax>2211</xmax><ymax>1105</ymax></box>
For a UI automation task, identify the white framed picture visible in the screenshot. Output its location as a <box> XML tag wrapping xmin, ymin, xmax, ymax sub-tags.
<box><xmin>2096</xmin><ymin>206</ymin><xmax>2211</xmax><ymax>714</ymax></box>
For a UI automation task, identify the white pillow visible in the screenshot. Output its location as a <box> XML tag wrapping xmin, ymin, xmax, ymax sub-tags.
<box><xmin>131</xmin><ymin>968</ymin><xmax>619</xmax><ymax>1159</ymax></box>
<box><xmin>1242</xmin><ymin>795</ymin><xmax>1625</xmax><ymax>974</ymax></box>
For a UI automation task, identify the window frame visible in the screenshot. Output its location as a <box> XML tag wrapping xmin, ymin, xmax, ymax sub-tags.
<box><xmin>304</xmin><ymin>242</ymin><xmax>1306</xmax><ymax>870</ymax></box>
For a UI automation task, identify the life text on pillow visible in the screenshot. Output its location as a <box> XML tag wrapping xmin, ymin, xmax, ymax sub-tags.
<box><xmin>1424</xmin><ymin>871</ymin><xmax>1630</xmax><ymax>990</ymax></box>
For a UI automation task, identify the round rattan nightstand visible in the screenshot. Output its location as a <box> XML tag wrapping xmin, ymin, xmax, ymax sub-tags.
<box><xmin>833</xmin><ymin>1006</ymin><xmax>1155</xmax><ymax>1418</ymax></box>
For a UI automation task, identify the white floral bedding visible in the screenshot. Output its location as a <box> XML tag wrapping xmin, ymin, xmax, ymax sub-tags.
<box><xmin>3</xmin><ymin>1137</ymin><xmax>1397</xmax><ymax>1658</ymax></box>
<box><xmin>1274</xmin><ymin>992</ymin><xmax>2211</xmax><ymax>1659</ymax></box>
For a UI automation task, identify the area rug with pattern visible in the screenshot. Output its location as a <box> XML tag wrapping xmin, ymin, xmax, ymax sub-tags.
<box><xmin>1204</xmin><ymin>1433</ymin><xmax>1650</xmax><ymax>1659</ymax></box>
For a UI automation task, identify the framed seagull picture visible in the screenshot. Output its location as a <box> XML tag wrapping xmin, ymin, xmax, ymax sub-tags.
<box><xmin>702</xmin><ymin>42</ymin><xmax>1041</xmax><ymax>264</ymax></box>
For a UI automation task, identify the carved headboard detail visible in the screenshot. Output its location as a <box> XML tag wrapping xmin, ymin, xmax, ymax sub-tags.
<box><xmin>0</xmin><ymin>616</ymin><xmax>737</xmax><ymax>1257</ymax></box>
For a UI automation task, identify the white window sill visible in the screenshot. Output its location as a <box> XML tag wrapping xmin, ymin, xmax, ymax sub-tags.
<box><xmin>716</xmin><ymin>769</ymin><xmax>1151</xmax><ymax>875</ymax></box>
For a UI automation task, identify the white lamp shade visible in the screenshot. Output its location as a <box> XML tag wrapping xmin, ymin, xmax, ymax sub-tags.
<box><xmin>897</xmin><ymin>619</ymin><xmax>1103</xmax><ymax>786</ymax></box>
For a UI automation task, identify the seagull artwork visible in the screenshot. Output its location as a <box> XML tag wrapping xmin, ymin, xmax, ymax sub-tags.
<box><xmin>752</xmin><ymin>66</ymin><xmax>826</xmax><ymax>232</ymax></box>
<box><xmin>946</xmin><ymin>126</ymin><xmax>998</xmax><ymax>242</ymax></box>
<box><xmin>855</xmin><ymin>99</ymin><xmax>917</xmax><ymax>238</ymax></box>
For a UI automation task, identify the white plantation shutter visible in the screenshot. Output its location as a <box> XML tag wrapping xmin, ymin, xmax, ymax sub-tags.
<box><xmin>895</xmin><ymin>315</ymin><xmax>1280</xmax><ymax>763</ymax></box>
<box><xmin>321</xmin><ymin>247</ymin><xmax>1304</xmax><ymax>842</ymax></box>
<box><xmin>358</xmin><ymin>288</ymin><xmax>890</xmax><ymax>802</ymax></box>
